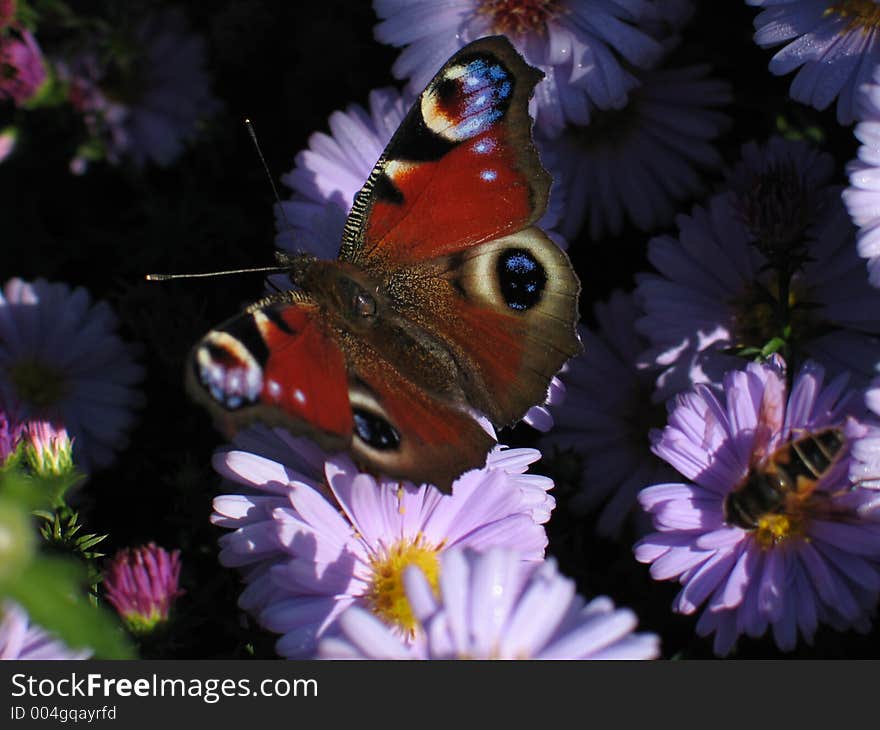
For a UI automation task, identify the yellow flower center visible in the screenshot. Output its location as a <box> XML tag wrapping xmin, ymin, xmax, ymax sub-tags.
<box><xmin>827</xmin><ymin>1</ymin><xmax>880</xmax><ymax>32</ymax></box>
<box><xmin>365</xmin><ymin>535</ymin><xmax>441</xmax><ymax>635</ymax></box>
<box><xmin>754</xmin><ymin>512</ymin><xmax>806</xmax><ymax>549</ymax></box>
<box><xmin>476</xmin><ymin>0</ymin><xmax>564</xmax><ymax>37</ymax></box>
<box><xmin>7</xmin><ymin>358</ymin><xmax>68</xmax><ymax>410</ymax></box>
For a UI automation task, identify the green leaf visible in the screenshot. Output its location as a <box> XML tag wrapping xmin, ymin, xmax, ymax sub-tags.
<box><xmin>77</xmin><ymin>533</ymin><xmax>108</xmax><ymax>553</ymax></box>
<box><xmin>761</xmin><ymin>337</ymin><xmax>787</xmax><ymax>357</ymax></box>
<box><xmin>0</xmin><ymin>499</ymin><xmax>35</xmax><ymax>582</ymax></box>
<box><xmin>734</xmin><ymin>346</ymin><xmax>762</xmax><ymax>358</ymax></box>
<box><xmin>2</xmin><ymin>555</ymin><xmax>135</xmax><ymax>659</ymax></box>
<box><xmin>805</xmin><ymin>126</ymin><xmax>825</xmax><ymax>144</ymax></box>
<box><xmin>0</xmin><ymin>465</ymin><xmax>54</xmax><ymax>512</ymax></box>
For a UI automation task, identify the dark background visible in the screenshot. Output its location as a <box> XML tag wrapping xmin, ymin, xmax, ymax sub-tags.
<box><xmin>0</xmin><ymin>0</ymin><xmax>869</xmax><ymax>658</ymax></box>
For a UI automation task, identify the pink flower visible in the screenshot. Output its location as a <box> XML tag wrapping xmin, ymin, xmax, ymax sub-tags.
<box><xmin>0</xmin><ymin>28</ymin><xmax>46</xmax><ymax>105</ymax></box>
<box><xmin>0</xmin><ymin>396</ymin><xmax>24</xmax><ymax>466</ymax></box>
<box><xmin>23</xmin><ymin>420</ymin><xmax>74</xmax><ymax>477</ymax></box>
<box><xmin>103</xmin><ymin>544</ymin><xmax>183</xmax><ymax>635</ymax></box>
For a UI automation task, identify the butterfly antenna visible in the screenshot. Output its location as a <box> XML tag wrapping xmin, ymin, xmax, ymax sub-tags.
<box><xmin>146</xmin><ymin>120</ymin><xmax>297</xmax><ymax>283</ymax></box>
<box><xmin>245</xmin><ymin>117</ymin><xmax>293</xmax><ymax>231</ymax></box>
<box><xmin>146</xmin><ymin>265</ymin><xmax>288</xmax><ymax>282</ymax></box>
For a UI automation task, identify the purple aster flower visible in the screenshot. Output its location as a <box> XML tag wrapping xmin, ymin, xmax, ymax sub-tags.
<box><xmin>635</xmin><ymin>359</ymin><xmax>880</xmax><ymax>655</ymax></box>
<box><xmin>0</xmin><ymin>278</ymin><xmax>144</xmax><ymax>471</ymax></box>
<box><xmin>641</xmin><ymin>0</ymin><xmax>695</xmax><ymax>50</ymax></box>
<box><xmin>844</xmin><ymin>65</ymin><xmax>880</xmax><ymax>287</ymax></box>
<box><xmin>60</xmin><ymin>8</ymin><xmax>219</xmax><ymax>169</ymax></box>
<box><xmin>850</xmin><ymin>375</ymin><xmax>880</xmax><ymax>487</ymax></box>
<box><xmin>0</xmin><ymin>602</ymin><xmax>91</xmax><ymax>660</ymax></box>
<box><xmin>274</xmin><ymin>86</ymin><xmax>567</xmax><ymax>429</ymax></box>
<box><xmin>748</xmin><ymin>0</ymin><xmax>880</xmax><ymax>125</ymax></box>
<box><xmin>210</xmin><ymin>425</ymin><xmax>328</xmax><ymax>618</ymax></box>
<box><xmin>211</xmin><ymin>424</ymin><xmax>555</xmax><ymax>658</ymax></box>
<box><xmin>103</xmin><ymin>544</ymin><xmax>183</xmax><ymax>635</ymax></box>
<box><xmin>318</xmin><ymin>547</ymin><xmax>660</xmax><ymax>659</ymax></box>
<box><xmin>275</xmin><ymin>87</ymin><xmax>411</xmax><ymax>260</ymax></box>
<box><xmin>636</xmin><ymin>137</ymin><xmax>880</xmax><ymax>401</ymax></box>
<box><xmin>547</xmin><ymin>63</ymin><xmax>731</xmax><ymax>242</ymax></box>
<box><xmin>0</xmin><ymin>27</ymin><xmax>46</xmax><ymax>105</ymax></box>
<box><xmin>373</xmin><ymin>0</ymin><xmax>670</xmax><ymax>137</ymax></box>
<box><xmin>541</xmin><ymin>291</ymin><xmax>676</xmax><ymax>537</ymax></box>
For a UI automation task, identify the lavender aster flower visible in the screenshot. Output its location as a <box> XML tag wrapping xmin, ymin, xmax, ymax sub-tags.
<box><xmin>103</xmin><ymin>544</ymin><xmax>183</xmax><ymax>635</ymax></box>
<box><xmin>0</xmin><ymin>602</ymin><xmax>90</xmax><ymax>660</ymax></box>
<box><xmin>635</xmin><ymin>359</ymin><xmax>880</xmax><ymax>655</ymax></box>
<box><xmin>850</xmin><ymin>375</ymin><xmax>880</xmax><ymax>487</ymax></box>
<box><xmin>636</xmin><ymin>137</ymin><xmax>880</xmax><ymax>400</ymax></box>
<box><xmin>318</xmin><ymin>548</ymin><xmax>660</xmax><ymax>659</ymax></box>
<box><xmin>373</xmin><ymin>0</ymin><xmax>669</xmax><ymax>137</ymax></box>
<box><xmin>548</xmin><ymin>63</ymin><xmax>731</xmax><ymax>242</ymax></box>
<box><xmin>541</xmin><ymin>291</ymin><xmax>676</xmax><ymax>536</ymax></box>
<box><xmin>275</xmin><ymin>87</ymin><xmax>410</xmax><ymax>260</ymax></box>
<box><xmin>748</xmin><ymin>0</ymin><xmax>880</xmax><ymax>125</ymax></box>
<box><xmin>0</xmin><ymin>278</ymin><xmax>143</xmax><ymax>471</ymax></box>
<box><xmin>62</xmin><ymin>8</ymin><xmax>219</xmax><ymax>169</ymax></box>
<box><xmin>211</xmin><ymin>425</ymin><xmax>555</xmax><ymax>658</ymax></box>
<box><xmin>210</xmin><ymin>425</ymin><xmax>328</xmax><ymax>618</ymax></box>
<box><xmin>844</xmin><ymin>65</ymin><xmax>880</xmax><ymax>287</ymax></box>
<box><xmin>0</xmin><ymin>27</ymin><xmax>46</xmax><ymax>105</ymax></box>
<box><xmin>641</xmin><ymin>0</ymin><xmax>695</xmax><ymax>49</ymax></box>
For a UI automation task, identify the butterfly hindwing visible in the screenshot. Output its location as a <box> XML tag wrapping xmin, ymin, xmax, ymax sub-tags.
<box><xmin>188</xmin><ymin>295</ymin><xmax>494</xmax><ymax>491</ymax></box>
<box><xmin>345</xmin><ymin>348</ymin><xmax>497</xmax><ymax>491</ymax></box>
<box><xmin>384</xmin><ymin>227</ymin><xmax>581</xmax><ymax>425</ymax></box>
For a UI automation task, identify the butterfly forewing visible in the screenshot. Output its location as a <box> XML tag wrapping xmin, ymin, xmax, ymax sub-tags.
<box><xmin>340</xmin><ymin>36</ymin><xmax>551</xmax><ymax>267</ymax></box>
<box><xmin>188</xmin><ymin>298</ymin><xmax>353</xmax><ymax>447</ymax></box>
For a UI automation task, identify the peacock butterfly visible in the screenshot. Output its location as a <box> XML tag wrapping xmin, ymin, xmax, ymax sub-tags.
<box><xmin>188</xmin><ymin>36</ymin><xmax>582</xmax><ymax>491</ymax></box>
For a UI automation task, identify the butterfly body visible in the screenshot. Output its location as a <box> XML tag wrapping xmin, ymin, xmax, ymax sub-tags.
<box><xmin>189</xmin><ymin>37</ymin><xmax>582</xmax><ymax>491</ymax></box>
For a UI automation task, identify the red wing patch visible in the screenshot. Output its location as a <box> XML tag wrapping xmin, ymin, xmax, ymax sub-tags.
<box><xmin>361</xmin><ymin>131</ymin><xmax>534</xmax><ymax>266</ymax></box>
<box><xmin>256</xmin><ymin>305</ymin><xmax>353</xmax><ymax>437</ymax></box>
<box><xmin>188</xmin><ymin>301</ymin><xmax>353</xmax><ymax>440</ymax></box>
